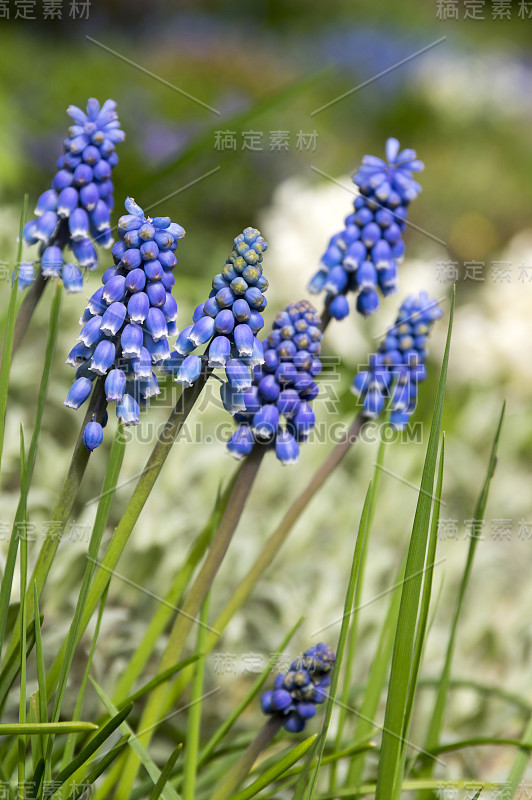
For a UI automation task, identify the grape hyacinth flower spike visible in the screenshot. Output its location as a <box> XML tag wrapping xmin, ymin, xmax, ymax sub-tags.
<box><xmin>352</xmin><ymin>291</ymin><xmax>442</xmax><ymax>428</ymax></box>
<box><xmin>21</xmin><ymin>97</ymin><xmax>125</xmax><ymax>292</ymax></box>
<box><xmin>309</xmin><ymin>137</ymin><xmax>424</xmax><ymax>319</ymax></box>
<box><xmin>227</xmin><ymin>300</ymin><xmax>322</xmax><ymax>465</ymax></box>
<box><xmin>261</xmin><ymin>643</ymin><xmax>335</xmax><ymax>733</ymax></box>
<box><xmin>167</xmin><ymin>227</ymin><xmax>269</xmax><ymax>392</ymax></box>
<box><xmin>64</xmin><ymin>197</ymin><xmax>185</xmax><ymax>450</ymax></box>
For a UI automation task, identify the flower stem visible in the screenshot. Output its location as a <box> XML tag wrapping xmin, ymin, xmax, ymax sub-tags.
<box><xmin>115</xmin><ymin>443</ymin><xmax>265</xmax><ymax>800</ymax></box>
<box><xmin>211</xmin><ymin>411</ymin><xmax>368</xmax><ymax>639</ymax></box>
<box><xmin>12</xmin><ymin>270</ymin><xmax>48</xmax><ymax>356</ymax></box>
<box><xmin>211</xmin><ymin>716</ymin><xmax>283</xmax><ymax>800</ymax></box>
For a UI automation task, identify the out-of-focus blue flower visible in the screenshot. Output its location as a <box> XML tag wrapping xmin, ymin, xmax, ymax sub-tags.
<box><xmin>227</xmin><ymin>300</ymin><xmax>322</xmax><ymax>465</ymax></box>
<box><xmin>21</xmin><ymin>98</ymin><xmax>124</xmax><ymax>293</ymax></box>
<box><xmin>164</xmin><ymin>227</ymin><xmax>268</xmax><ymax>390</ymax></box>
<box><xmin>64</xmin><ymin>197</ymin><xmax>184</xmax><ymax>451</ymax></box>
<box><xmin>309</xmin><ymin>138</ymin><xmax>423</xmax><ymax>319</ymax></box>
<box><xmin>261</xmin><ymin>643</ymin><xmax>335</xmax><ymax>733</ymax></box>
<box><xmin>352</xmin><ymin>292</ymin><xmax>442</xmax><ymax>428</ymax></box>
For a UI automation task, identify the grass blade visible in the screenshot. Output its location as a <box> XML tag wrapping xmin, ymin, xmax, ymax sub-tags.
<box><xmin>229</xmin><ymin>734</ymin><xmax>317</xmax><ymax>800</ymax></box>
<box><xmin>0</xmin><ymin>723</ymin><xmax>99</xmax><ymax>735</ymax></box>
<box><xmin>345</xmin><ymin>554</ymin><xmax>407</xmax><ymax>790</ymax></box>
<box><xmin>41</xmin><ymin>703</ymin><xmax>133</xmax><ymax>800</ymax></box>
<box><xmin>49</xmin><ymin>424</ymin><xmax>125</xmax><ymax>726</ymax></box>
<box><xmin>89</xmin><ymin>679</ymin><xmax>181</xmax><ymax>800</ymax></box>
<box><xmin>374</xmin><ymin>290</ymin><xmax>454</xmax><ymax>800</ymax></box>
<box><xmin>149</xmin><ymin>744</ymin><xmax>183</xmax><ymax>800</ymax></box>
<box><xmin>0</xmin><ymin>195</ymin><xmax>27</xmax><ymax>472</ymax></box>
<box><xmin>182</xmin><ymin>594</ymin><xmax>209</xmax><ymax>800</ymax></box>
<box><xmin>0</xmin><ymin>282</ymin><xmax>62</xmax><ymax>666</ymax></box>
<box><xmin>112</xmin><ymin>477</ymin><xmax>238</xmax><ymax>706</ymax></box>
<box><xmin>330</xmin><ymin>435</ymin><xmax>387</xmax><ymax>792</ymax></box>
<box><xmin>420</xmin><ymin>402</ymin><xmax>506</xmax><ymax>778</ymax></box>
<box><xmin>64</xmin><ymin>736</ymin><xmax>130</xmax><ymax>800</ymax></box>
<box><xmin>295</xmin><ymin>483</ymin><xmax>373</xmax><ymax>800</ymax></box>
<box><xmin>60</xmin><ymin>585</ymin><xmax>110</xmax><ymax>772</ymax></box>
<box><xmin>118</xmin><ymin>447</ymin><xmax>264</xmax><ymax>799</ymax></box>
<box><xmin>402</xmin><ymin>436</ymin><xmax>445</xmax><ymax>750</ymax></box>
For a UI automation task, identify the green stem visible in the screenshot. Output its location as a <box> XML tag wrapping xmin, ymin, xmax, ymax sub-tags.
<box><xmin>210</xmin><ymin>717</ymin><xmax>283</xmax><ymax>800</ymax></box>
<box><xmin>116</xmin><ymin>444</ymin><xmax>264</xmax><ymax>800</ymax></box>
<box><xmin>12</xmin><ymin>270</ymin><xmax>48</xmax><ymax>356</ymax></box>
<box><xmin>143</xmin><ymin>410</ymin><xmax>369</xmax><ymax>729</ymax></box>
<box><xmin>211</xmin><ymin>412</ymin><xmax>367</xmax><ymax>639</ymax></box>
<box><xmin>41</xmin><ymin>369</ymin><xmax>213</xmax><ymax>703</ymax></box>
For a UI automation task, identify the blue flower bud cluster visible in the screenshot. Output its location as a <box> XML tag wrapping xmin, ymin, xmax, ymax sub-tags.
<box><xmin>261</xmin><ymin>643</ymin><xmax>335</xmax><ymax>733</ymax></box>
<box><xmin>226</xmin><ymin>300</ymin><xmax>322</xmax><ymax>465</ymax></box>
<box><xmin>352</xmin><ymin>292</ymin><xmax>442</xmax><ymax>428</ymax></box>
<box><xmin>64</xmin><ymin>197</ymin><xmax>185</xmax><ymax>450</ymax></box>
<box><xmin>308</xmin><ymin>138</ymin><xmax>424</xmax><ymax>319</ymax></box>
<box><xmin>21</xmin><ymin>98</ymin><xmax>124</xmax><ymax>293</ymax></box>
<box><xmin>166</xmin><ymin>227</ymin><xmax>268</xmax><ymax>391</ymax></box>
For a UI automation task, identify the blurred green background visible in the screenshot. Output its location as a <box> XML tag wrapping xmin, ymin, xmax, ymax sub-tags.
<box><xmin>1</xmin><ymin>0</ymin><xmax>532</xmax><ymax>786</ymax></box>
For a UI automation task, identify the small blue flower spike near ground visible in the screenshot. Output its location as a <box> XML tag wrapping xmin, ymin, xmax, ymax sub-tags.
<box><xmin>64</xmin><ymin>197</ymin><xmax>185</xmax><ymax>449</ymax></box>
<box><xmin>167</xmin><ymin>227</ymin><xmax>269</xmax><ymax>390</ymax></box>
<box><xmin>308</xmin><ymin>137</ymin><xmax>424</xmax><ymax>319</ymax></box>
<box><xmin>352</xmin><ymin>291</ymin><xmax>442</xmax><ymax>428</ymax></box>
<box><xmin>227</xmin><ymin>299</ymin><xmax>322</xmax><ymax>465</ymax></box>
<box><xmin>21</xmin><ymin>98</ymin><xmax>124</xmax><ymax>292</ymax></box>
<box><xmin>261</xmin><ymin>643</ymin><xmax>335</xmax><ymax>733</ymax></box>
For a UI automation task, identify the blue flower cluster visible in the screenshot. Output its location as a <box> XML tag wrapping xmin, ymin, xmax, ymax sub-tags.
<box><xmin>352</xmin><ymin>292</ymin><xmax>442</xmax><ymax>428</ymax></box>
<box><xmin>226</xmin><ymin>300</ymin><xmax>322</xmax><ymax>465</ymax></box>
<box><xmin>64</xmin><ymin>197</ymin><xmax>185</xmax><ymax>450</ymax></box>
<box><xmin>261</xmin><ymin>643</ymin><xmax>335</xmax><ymax>733</ymax></box>
<box><xmin>309</xmin><ymin>138</ymin><xmax>424</xmax><ymax>319</ymax></box>
<box><xmin>21</xmin><ymin>98</ymin><xmax>124</xmax><ymax>292</ymax></box>
<box><xmin>167</xmin><ymin>227</ymin><xmax>268</xmax><ymax>390</ymax></box>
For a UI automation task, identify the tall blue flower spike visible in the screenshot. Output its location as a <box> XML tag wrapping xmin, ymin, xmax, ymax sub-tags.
<box><xmin>165</xmin><ymin>227</ymin><xmax>269</xmax><ymax>391</ymax></box>
<box><xmin>309</xmin><ymin>138</ymin><xmax>424</xmax><ymax>319</ymax></box>
<box><xmin>64</xmin><ymin>197</ymin><xmax>185</xmax><ymax>450</ymax></box>
<box><xmin>352</xmin><ymin>292</ymin><xmax>442</xmax><ymax>428</ymax></box>
<box><xmin>226</xmin><ymin>300</ymin><xmax>322</xmax><ymax>465</ymax></box>
<box><xmin>261</xmin><ymin>643</ymin><xmax>335</xmax><ymax>733</ymax></box>
<box><xmin>21</xmin><ymin>98</ymin><xmax>124</xmax><ymax>292</ymax></box>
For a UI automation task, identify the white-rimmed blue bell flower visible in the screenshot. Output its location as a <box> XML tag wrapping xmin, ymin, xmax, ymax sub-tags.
<box><xmin>64</xmin><ymin>197</ymin><xmax>185</xmax><ymax>450</ymax></box>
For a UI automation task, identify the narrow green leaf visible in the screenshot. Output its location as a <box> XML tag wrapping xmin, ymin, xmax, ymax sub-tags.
<box><xmin>89</xmin><ymin>679</ymin><xmax>181</xmax><ymax>800</ymax></box>
<box><xmin>149</xmin><ymin>744</ymin><xmax>183</xmax><ymax>800</ymax></box>
<box><xmin>64</xmin><ymin>736</ymin><xmax>130</xmax><ymax>800</ymax></box>
<box><xmin>0</xmin><ymin>619</ymin><xmax>38</xmax><ymax>718</ymax></box>
<box><xmin>402</xmin><ymin>436</ymin><xmax>445</xmax><ymax>749</ymax></box>
<box><xmin>112</xmin><ymin>477</ymin><xmax>237</xmax><ymax>706</ymax></box>
<box><xmin>182</xmin><ymin>595</ymin><xmax>209</xmax><ymax>800</ymax></box>
<box><xmin>374</xmin><ymin>291</ymin><xmax>454</xmax><ymax>800</ymax></box>
<box><xmin>506</xmin><ymin>712</ymin><xmax>532</xmax><ymax>796</ymax></box>
<box><xmin>119</xmin><ymin>447</ymin><xmax>264</xmax><ymax>800</ymax></box>
<box><xmin>50</xmin><ymin>425</ymin><xmax>125</xmax><ymax>728</ymax></box>
<box><xmin>41</xmin><ymin>703</ymin><xmax>133</xmax><ymax>800</ymax></box>
<box><xmin>18</xmin><ymin>426</ymin><xmax>29</xmax><ymax>797</ymax></box>
<box><xmin>0</xmin><ymin>722</ymin><xmax>99</xmax><ymax>735</ymax></box>
<box><xmin>33</xmin><ymin>585</ymin><xmax>48</xmax><ymax>773</ymax></box>
<box><xmin>330</xmin><ymin>436</ymin><xmax>387</xmax><ymax>793</ymax></box>
<box><xmin>0</xmin><ymin>195</ymin><xmax>28</xmax><ymax>471</ymax></box>
<box><xmin>60</xmin><ymin>585</ymin><xmax>110</xmax><ymax>773</ymax></box>
<box><xmin>229</xmin><ymin>735</ymin><xmax>317</xmax><ymax>800</ymax></box>
<box><xmin>295</xmin><ymin>483</ymin><xmax>373</xmax><ymax>800</ymax></box>
<box><xmin>345</xmin><ymin>554</ymin><xmax>407</xmax><ymax>790</ymax></box>
<box><xmin>421</xmin><ymin>403</ymin><xmax>506</xmax><ymax>777</ymax></box>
